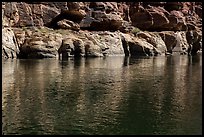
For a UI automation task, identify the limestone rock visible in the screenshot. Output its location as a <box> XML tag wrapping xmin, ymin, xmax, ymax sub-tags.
<box><xmin>136</xmin><ymin>31</ymin><xmax>167</xmax><ymax>55</ymax></box>
<box><xmin>121</xmin><ymin>32</ymin><xmax>166</xmax><ymax>56</ymax></box>
<box><xmin>58</xmin><ymin>37</ymin><xmax>85</xmax><ymax>58</ymax></box>
<box><xmin>2</xmin><ymin>28</ymin><xmax>20</xmax><ymax>58</ymax></box>
<box><xmin>2</xmin><ymin>2</ymin><xmax>202</xmax><ymax>59</ymax></box>
<box><xmin>158</xmin><ymin>31</ymin><xmax>177</xmax><ymax>54</ymax></box>
<box><xmin>19</xmin><ymin>28</ymin><xmax>63</xmax><ymax>58</ymax></box>
<box><xmin>173</xmin><ymin>31</ymin><xmax>189</xmax><ymax>54</ymax></box>
<box><xmin>84</xmin><ymin>40</ymin><xmax>103</xmax><ymax>57</ymax></box>
<box><xmin>85</xmin><ymin>31</ymin><xmax>124</xmax><ymax>56</ymax></box>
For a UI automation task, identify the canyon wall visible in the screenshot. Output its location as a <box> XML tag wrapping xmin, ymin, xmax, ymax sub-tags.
<box><xmin>2</xmin><ymin>2</ymin><xmax>202</xmax><ymax>59</ymax></box>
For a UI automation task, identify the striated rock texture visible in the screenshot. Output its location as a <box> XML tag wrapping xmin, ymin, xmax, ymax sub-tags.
<box><xmin>2</xmin><ymin>2</ymin><xmax>202</xmax><ymax>59</ymax></box>
<box><xmin>2</xmin><ymin>28</ymin><xmax>20</xmax><ymax>58</ymax></box>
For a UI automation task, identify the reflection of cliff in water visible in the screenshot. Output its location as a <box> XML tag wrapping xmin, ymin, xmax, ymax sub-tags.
<box><xmin>2</xmin><ymin>54</ymin><xmax>202</xmax><ymax>135</ymax></box>
<box><xmin>116</xmin><ymin>54</ymin><xmax>202</xmax><ymax>134</ymax></box>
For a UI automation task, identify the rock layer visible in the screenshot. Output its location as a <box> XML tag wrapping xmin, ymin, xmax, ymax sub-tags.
<box><xmin>2</xmin><ymin>28</ymin><xmax>20</xmax><ymax>59</ymax></box>
<box><xmin>2</xmin><ymin>2</ymin><xmax>202</xmax><ymax>59</ymax></box>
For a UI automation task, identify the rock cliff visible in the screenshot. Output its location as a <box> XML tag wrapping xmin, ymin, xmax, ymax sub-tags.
<box><xmin>2</xmin><ymin>2</ymin><xmax>202</xmax><ymax>59</ymax></box>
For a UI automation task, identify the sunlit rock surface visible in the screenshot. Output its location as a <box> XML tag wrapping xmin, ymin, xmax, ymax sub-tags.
<box><xmin>2</xmin><ymin>2</ymin><xmax>202</xmax><ymax>58</ymax></box>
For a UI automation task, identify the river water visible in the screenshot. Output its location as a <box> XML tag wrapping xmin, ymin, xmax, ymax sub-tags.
<box><xmin>2</xmin><ymin>54</ymin><xmax>202</xmax><ymax>135</ymax></box>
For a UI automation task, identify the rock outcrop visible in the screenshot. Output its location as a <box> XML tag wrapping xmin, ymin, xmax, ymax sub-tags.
<box><xmin>128</xmin><ymin>2</ymin><xmax>202</xmax><ymax>32</ymax></box>
<box><xmin>2</xmin><ymin>28</ymin><xmax>20</xmax><ymax>59</ymax></box>
<box><xmin>2</xmin><ymin>2</ymin><xmax>202</xmax><ymax>59</ymax></box>
<box><xmin>121</xmin><ymin>31</ymin><xmax>167</xmax><ymax>56</ymax></box>
<box><xmin>17</xmin><ymin>27</ymin><xmax>63</xmax><ymax>58</ymax></box>
<box><xmin>3</xmin><ymin>2</ymin><xmax>202</xmax><ymax>31</ymax></box>
<box><xmin>158</xmin><ymin>31</ymin><xmax>177</xmax><ymax>54</ymax></box>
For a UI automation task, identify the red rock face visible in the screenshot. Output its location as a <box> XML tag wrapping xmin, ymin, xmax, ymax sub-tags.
<box><xmin>2</xmin><ymin>2</ymin><xmax>202</xmax><ymax>32</ymax></box>
<box><xmin>128</xmin><ymin>2</ymin><xmax>202</xmax><ymax>31</ymax></box>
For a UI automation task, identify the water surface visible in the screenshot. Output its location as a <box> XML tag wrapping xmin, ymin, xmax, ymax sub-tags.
<box><xmin>2</xmin><ymin>54</ymin><xmax>202</xmax><ymax>135</ymax></box>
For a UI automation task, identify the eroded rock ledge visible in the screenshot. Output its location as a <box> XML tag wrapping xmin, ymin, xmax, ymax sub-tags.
<box><xmin>2</xmin><ymin>2</ymin><xmax>202</xmax><ymax>59</ymax></box>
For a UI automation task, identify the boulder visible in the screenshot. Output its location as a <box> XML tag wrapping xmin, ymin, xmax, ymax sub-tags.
<box><xmin>129</xmin><ymin>4</ymin><xmax>170</xmax><ymax>30</ymax></box>
<box><xmin>168</xmin><ymin>10</ymin><xmax>186</xmax><ymax>30</ymax></box>
<box><xmin>79</xmin><ymin>2</ymin><xmax>123</xmax><ymax>31</ymax></box>
<box><xmin>126</xmin><ymin>36</ymin><xmax>157</xmax><ymax>56</ymax></box>
<box><xmin>121</xmin><ymin>32</ymin><xmax>166</xmax><ymax>56</ymax></box>
<box><xmin>58</xmin><ymin>38</ymin><xmax>75</xmax><ymax>58</ymax></box>
<box><xmin>47</xmin><ymin>9</ymin><xmax>86</xmax><ymax>28</ymax></box>
<box><xmin>58</xmin><ymin>37</ymin><xmax>85</xmax><ymax>58</ymax></box>
<box><xmin>136</xmin><ymin>31</ymin><xmax>167</xmax><ymax>55</ymax></box>
<box><xmin>19</xmin><ymin>28</ymin><xmax>63</xmax><ymax>58</ymax></box>
<box><xmin>158</xmin><ymin>31</ymin><xmax>177</xmax><ymax>54</ymax></box>
<box><xmin>146</xmin><ymin>6</ymin><xmax>170</xmax><ymax>30</ymax></box>
<box><xmin>60</xmin><ymin>9</ymin><xmax>86</xmax><ymax>23</ymax></box>
<box><xmin>84</xmin><ymin>40</ymin><xmax>103</xmax><ymax>57</ymax></box>
<box><xmin>85</xmin><ymin>31</ymin><xmax>124</xmax><ymax>56</ymax></box>
<box><xmin>130</xmin><ymin>11</ymin><xmax>153</xmax><ymax>30</ymax></box>
<box><xmin>81</xmin><ymin>10</ymin><xmax>123</xmax><ymax>31</ymax></box>
<box><xmin>73</xmin><ymin>38</ymin><xmax>85</xmax><ymax>57</ymax></box>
